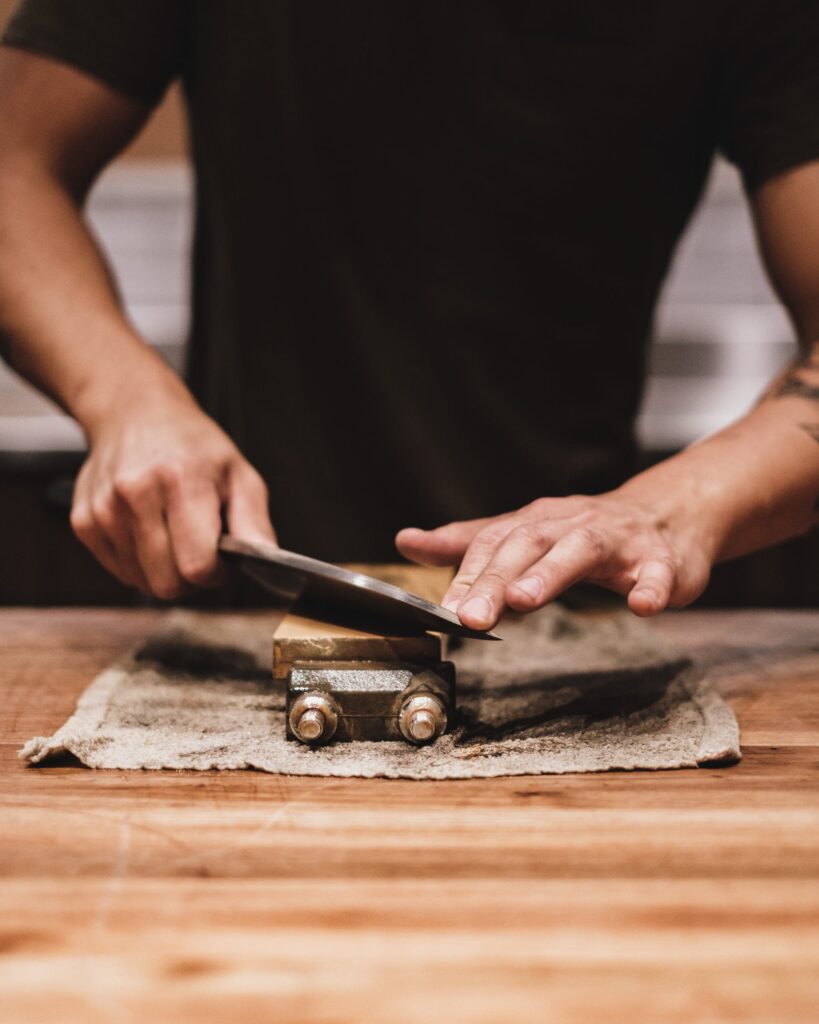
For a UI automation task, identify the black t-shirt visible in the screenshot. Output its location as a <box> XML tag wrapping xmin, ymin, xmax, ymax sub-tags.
<box><xmin>4</xmin><ymin>1</ymin><xmax>819</xmax><ymax>560</ymax></box>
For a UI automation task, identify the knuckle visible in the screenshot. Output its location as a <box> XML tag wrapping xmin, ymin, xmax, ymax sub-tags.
<box><xmin>649</xmin><ymin>548</ymin><xmax>681</xmax><ymax>573</ymax></box>
<box><xmin>568</xmin><ymin>505</ymin><xmax>598</xmax><ymax>526</ymax></box>
<box><xmin>537</xmin><ymin>558</ymin><xmax>564</xmax><ymax>583</ymax></box>
<box><xmin>69</xmin><ymin>505</ymin><xmax>93</xmax><ymax>538</ymax></box>
<box><xmin>178</xmin><ymin>554</ymin><xmax>217</xmax><ymax>585</ymax></box>
<box><xmin>451</xmin><ymin>572</ymin><xmax>478</xmax><ymax>591</ymax></box>
<box><xmin>572</xmin><ymin>525</ymin><xmax>606</xmax><ymax>555</ymax></box>
<box><xmin>113</xmin><ymin>471</ymin><xmax>156</xmax><ymax>507</ymax></box>
<box><xmin>155</xmin><ymin>459</ymin><xmax>189</xmax><ymax>493</ymax></box>
<box><xmin>510</xmin><ymin>521</ymin><xmax>549</xmax><ymax>549</ymax></box>
<box><xmin>477</xmin><ymin>566</ymin><xmax>510</xmax><ymax>589</ymax></box>
<box><xmin>527</xmin><ymin>496</ymin><xmax>557</xmax><ymax>515</ymax></box>
<box><xmin>234</xmin><ymin>459</ymin><xmax>266</xmax><ymax>490</ymax></box>
<box><xmin>475</xmin><ymin>523</ymin><xmax>508</xmax><ymax>550</ymax></box>
<box><xmin>89</xmin><ymin>494</ymin><xmax>117</xmax><ymax>532</ymax></box>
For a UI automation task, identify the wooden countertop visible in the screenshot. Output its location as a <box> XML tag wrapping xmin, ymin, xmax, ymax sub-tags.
<box><xmin>1</xmin><ymin>607</ymin><xmax>817</xmax><ymax>1023</ymax></box>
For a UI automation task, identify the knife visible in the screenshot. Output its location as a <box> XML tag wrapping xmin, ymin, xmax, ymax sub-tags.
<box><xmin>218</xmin><ymin>536</ymin><xmax>500</xmax><ymax>640</ymax></box>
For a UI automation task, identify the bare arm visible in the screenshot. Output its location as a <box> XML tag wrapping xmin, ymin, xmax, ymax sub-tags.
<box><xmin>398</xmin><ymin>162</ymin><xmax>819</xmax><ymax>629</ymax></box>
<box><xmin>0</xmin><ymin>49</ymin><xmax>167</xmax><ymax>424</ymax></box>
<box><xmin>0</xmin><ymin>49</ymin><xmax>274</xmax><ymax>597</ymax></box>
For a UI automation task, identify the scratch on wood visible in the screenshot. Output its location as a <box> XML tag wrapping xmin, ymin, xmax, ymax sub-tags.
<box><xmin>91</xmin><ymin>819</ymin><xmax>131</xmax><ymax>934</ymax></box>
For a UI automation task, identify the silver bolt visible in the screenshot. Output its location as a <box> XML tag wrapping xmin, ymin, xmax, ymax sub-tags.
<box><xmin>296</xmin><ymin>708</ymin><xmax>325</xmax><ymax>742</ymax></box>
<box><xmin>408</xmin><ymin>709</ymin><xmax>436</xmax><ymax>742</ymax></box>
<box><xmin>288</xmin><ymin>692</ymin><xmax>339</xmax><ymax>745</ymax></box>
<box><xmin>399</xmin><ymin>694</ymin><xmax>447</xmax><ymax>745</ymax></box>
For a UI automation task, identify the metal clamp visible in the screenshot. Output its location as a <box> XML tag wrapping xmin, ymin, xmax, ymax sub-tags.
<box><xmin>284</xmin><ymin>660</ymin><xmax>455</xmax><ymax>746</ymax></box>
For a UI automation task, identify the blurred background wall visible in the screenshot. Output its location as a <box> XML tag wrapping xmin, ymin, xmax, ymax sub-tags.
<box><xmin>0</xmin><ymin>0</ymin><xmax>816</xmax><ymax>605</ymax></box>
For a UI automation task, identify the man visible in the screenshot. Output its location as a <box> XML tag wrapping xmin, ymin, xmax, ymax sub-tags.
<box><xmin>0</xmin><ymin>1</ymin><xmax>817</xmax><ymax>631</ymax></box>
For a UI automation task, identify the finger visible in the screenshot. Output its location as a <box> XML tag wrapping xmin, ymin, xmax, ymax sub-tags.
<box><xmin>453</xmin><ymin>521</ymin><xmax>559</xmax><ymax>628</ymax></box>
<box><xmin>503</xmin><ymin>527</ymin><xmax>613</xmax><ymax>615</ymax></box>
<box><xmin>114</xmin><ymin>476</ymin><xmax>186</xmax><ymax>600</ymax></box>
<box><xmin>70</xmin><ymin>466</ymin><xmax>125</xmax><ymax>582</ymax></box>
<box><xmin>73</xmin><ymin>466</ymin><xmax>149</xmax><ymax>591</ymax></box>
<box><xmin>395</xmin><ymin>516</ymin><xmax>499</xmax><ymax>567</ymax></box>
<box><xmin>88</xmin><ymin>490</ymin><xmax>152</xmax><ymax>593</ymax></box>
<box><xmin>441</xmin><ymin>518</ymin><xmax>522</xmax><ymax>610</ymax></box>
<box><xmin>165</xmin><ymin>481</ymin><xmax>226</xmax><ymax>588</ymax></box>
<box><xmin>70</xmin><ymin>498</ymin><xmax>129</xmax><ymax>584</ymax></box>
<box><xmin>225</xmin><ymin>463</ymin><xmax>276</xmax><ymax>542</ymax></box>
<box><xmin>628</xmin><ymin>557</ymin><xmax>676</xmax><ymax>617</ymax></box>
<box><xmin>129</xmin><ymin>505</ymin><xmax>186</xmax><ymax>600</ymax></box>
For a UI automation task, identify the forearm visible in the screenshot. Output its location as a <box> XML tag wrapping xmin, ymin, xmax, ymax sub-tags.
<box><xmin>400</xmin><ymin>345</ymin><xmax>819</xmax><ymax>627</ymax></box>
<box><xmin>0</xmin><ymin>155</ymin><xmax>192</xmax><ymax>439</ymax></box>
<box><xmin>0</xmin><ymin>49</ymin><xmax>276</xmax><ymax>598</ymax></box>
<box><xmin>618</xmin><ymin>341</ymin><xmax>819</xmax><ymax>563</ymax></box>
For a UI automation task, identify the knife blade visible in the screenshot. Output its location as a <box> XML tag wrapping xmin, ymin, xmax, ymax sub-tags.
<box><xmin>218</xmin><ymin>536</ymin><xmax>500</xmax><ymax>640</ymax></box>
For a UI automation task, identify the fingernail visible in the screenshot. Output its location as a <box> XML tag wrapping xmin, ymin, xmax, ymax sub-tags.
<box><xmin>460</xmin><ymin>596</ymin><xmax>493</xmax><ymax>625</ymax></box>
<box><xmin>512</xmin><ymin>577</ymin><xmax>542</xmax><ymax>600</ymax></box>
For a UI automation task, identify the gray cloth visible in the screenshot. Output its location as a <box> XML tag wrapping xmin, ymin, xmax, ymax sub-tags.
<box><xmin>20</xmin><ymin>607</ymin><xmax>740</xmax><ymax>779</ymax></box>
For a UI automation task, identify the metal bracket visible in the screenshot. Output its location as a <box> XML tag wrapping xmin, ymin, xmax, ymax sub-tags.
<box><xmin>285</xmin><ymin>660</ymin><xmax>455</xmax><ymax>745</ymax></box>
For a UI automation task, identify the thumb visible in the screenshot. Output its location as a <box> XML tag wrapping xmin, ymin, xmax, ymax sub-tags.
<box><xmin>224</xmin><ymin>462</ymin><xmax>277</xmax><ymax>543</ymax></box>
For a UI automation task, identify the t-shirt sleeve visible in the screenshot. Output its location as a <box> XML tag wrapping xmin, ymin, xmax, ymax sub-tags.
<box><xmin>1</xmin><ymin>0</ymin><xmax>189</xmax><ymax>107</ymax></box>
<box><xmin>717</xmin><ymin>0</ymin><xmax>819</xmax><ymax>192</ymax></box>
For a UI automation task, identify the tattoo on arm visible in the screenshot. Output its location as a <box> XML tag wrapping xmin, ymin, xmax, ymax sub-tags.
<box><xmin>774</xmin><ymin>378</ymin><xmax>819</xmax><ymax>402</ymax></box>
<box><xmin>761</xmin><ymin>345</ymin><xmax>819</xmax><ymax>453</ymax></box>
<box><xmin>766</xmin><ymin>346</ymin><xmax>819</xmax><ymax>412</ymax></box>
<box><xmin>758</xmin><ymin>345</ymin><xmax>819</xmax><ymax>515</ymax></box>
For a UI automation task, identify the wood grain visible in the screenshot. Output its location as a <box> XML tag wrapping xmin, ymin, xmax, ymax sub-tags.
<box><xmin>1</xmin><ymin>603</ymin><xmax>818</xmax><ymax>1023</ymax></box>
